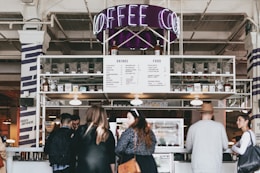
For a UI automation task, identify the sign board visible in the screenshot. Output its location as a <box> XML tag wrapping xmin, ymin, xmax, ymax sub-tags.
<box><xmin>103</xmin><ymin>56</ymin><xmax>170</xmax><ymax>93</ymax></box>
<box><xmin>93</xmin><ymin>4</ymin><xmax>179</xmax><ymax>48</ymax></box>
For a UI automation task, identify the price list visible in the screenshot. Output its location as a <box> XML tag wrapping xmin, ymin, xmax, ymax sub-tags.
<box><xmin>104</xmin><ymin>56</ymin><xmax>170</xmax><ymax>93</ymax></box>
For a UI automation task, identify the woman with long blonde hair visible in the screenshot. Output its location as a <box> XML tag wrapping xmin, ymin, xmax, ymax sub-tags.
<box><xmin>76</xmin><ymin>105</ymin><xmax>115</xmax><ymax>173</ymax></box>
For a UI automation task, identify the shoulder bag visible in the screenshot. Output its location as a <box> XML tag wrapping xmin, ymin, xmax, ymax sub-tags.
<box><xmin>237</xmin><ymin>131</ymin><xmax>260</xmax><ymax>173</ymax></box>
<box><xmin>118</xmin><ymin>133</ymin><xmax>141</xmax><ymax>173</ymax></box>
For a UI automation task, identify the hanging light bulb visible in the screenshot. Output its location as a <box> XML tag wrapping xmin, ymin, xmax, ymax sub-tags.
<box><xmin>130</xmin><ymin>95</ymin><xmax>143</xmax><ymax>106</ymax></box>
<box><xmin>190</xmin><ymin>96</ymin><xmax>203</xmax><ymax>106</ymax></box>
<box><xmin>2</xmin><ymin>119</ymin><xmax>11</xmax><ymax>125</ymax></box>
<box><xmin>69</xmin><ymin>94</ymin><xmax>82</xmax><ymax>106</ymax></box>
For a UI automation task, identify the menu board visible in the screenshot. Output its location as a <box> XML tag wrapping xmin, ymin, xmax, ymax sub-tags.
<box><xmin>103</xmin><ymin>56</ymin><xmax>170</xmax><ymax>93</ymax></box>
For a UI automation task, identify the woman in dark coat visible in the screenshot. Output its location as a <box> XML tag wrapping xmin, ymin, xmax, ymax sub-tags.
<box><xmin>76</xmin><ymin>106</ymin><xmax>115</xmax><ymax>173</ymax></box>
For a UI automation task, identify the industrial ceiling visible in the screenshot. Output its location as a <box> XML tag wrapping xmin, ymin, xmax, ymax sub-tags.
<box><xmin>0</xmin><ymin>0</ymin><xmax>258</xmax><ymax>107</ymax></box>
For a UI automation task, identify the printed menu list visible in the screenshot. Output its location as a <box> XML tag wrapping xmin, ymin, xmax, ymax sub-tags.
<box><xmin>104</xmin><ymin>56</ymin><xmax>170</xmax><ymax>93</ymax></box>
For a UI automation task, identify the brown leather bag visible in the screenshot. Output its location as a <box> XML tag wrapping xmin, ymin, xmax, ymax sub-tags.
<box><xmin>118</xmin><ymin>157</ymin><xmax>141</xmax><ymax>173</ymax></box>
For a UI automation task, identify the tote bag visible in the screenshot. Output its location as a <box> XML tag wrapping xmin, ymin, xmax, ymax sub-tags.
<box><xmin>237</xmin><ymin>131</ymin><xmax>260</xmax><ymax>173</ymax></box>
<box><xmin>118</xmin><ymin>157</ymin><xmax>141</xmax><ymax>173</ymax></box>
<box><xmin>118</xmin><ymin>132</ymin><xmax>141</xmax><ymax>173</ymax></box>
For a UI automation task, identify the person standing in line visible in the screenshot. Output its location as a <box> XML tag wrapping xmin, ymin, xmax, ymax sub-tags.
<box><xmin>186</xmin><ymin>102</ymin><xmax>229</xmax><ymax>173</ymax></box>
<box><xmin>115</xmin><ymin>108</ymin><xmax>158</xmax><ymax>173</ymax></box>
<box><xmin>70</xmin><ymin>114</ymin><xmax>80</xmax><ymax>173</ymax></box>
<box><xmin>76</xmin><ymin>105</ymin><xmax>115</xmax><ymax>173</ymax></box>
<box><xmin>231</xmin><ymin>114</ymin><xmax>256</xmax><ymax>173</ymax></box>
<box><xmin>44</xmin><ymin>113</ymin><xmax>75</xmax><ymax>173</ymax></box>
<box><xmin>71</xmin><ymin>115</ymin><xmax>80</xmax><ymax>131</ymax></box>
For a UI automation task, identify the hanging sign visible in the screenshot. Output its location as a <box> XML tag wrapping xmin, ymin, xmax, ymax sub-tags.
<box><xmin>93</xmin><ymin>4</ymin><xmax>179</xmax><ymax>48</ymax></box>
<box><xmin>103</xmin><ymin>55</ymin><xmax>170</xmax><ymax>93</ymax></box>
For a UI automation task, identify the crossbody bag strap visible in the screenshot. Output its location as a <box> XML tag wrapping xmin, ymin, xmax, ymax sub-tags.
<box><xmin>247</xmin><ymin>131</ymin><xmax>253</xmax><ymax>146</ymax></box>
<box><xmin>134</xmin><ymin>132</ymin><xmax>137</xmax><ymax>159</ymax></box>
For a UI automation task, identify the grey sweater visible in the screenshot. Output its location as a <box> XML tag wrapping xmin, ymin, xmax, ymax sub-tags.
<box><xmin>186</xmin><ymin>120</ymin><xmax>229</xmax><ymax>173</ymax></box>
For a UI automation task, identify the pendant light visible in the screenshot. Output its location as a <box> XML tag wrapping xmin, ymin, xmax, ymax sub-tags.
<box><xmin>130</xmin><ymin>94</ymin><xmax>143</xmax><ymax>106</ymax></box>
<box><xmin>190</xmin><ymin>96</ymin><xmax>203</xmax><ymax>106</ymax></box>
<box><xmin>69</xmin><ymin>94</ymin><xmax>82</xmax><ymax>106</ymax></box>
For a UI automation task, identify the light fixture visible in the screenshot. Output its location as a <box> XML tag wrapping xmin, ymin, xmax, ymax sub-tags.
<box><xmin>2</xmin><ymin>119</ymin><xmax>11</xmax><ymax>125</ymax></box>
<box><xmin>6</xmin><ymin>139</ymin><xmax>15</xmax><ymax>147</ymax></box>
<box><xmin>69</xmin><ymin>94</ymin><xmax>82</xmax><ymax>106</ymax></box>
<box><xmin>48</xmin><ymin>115</ymin><xmax>56</xmax><ymax>119</ymax></box>
<box><xmin>190</xmin><ymin>96</ymin><xmax>203</xmax><ymax>106</ymax></box>
<box><xmin>130</xmin><ymin>95</ymin><xmax>143</xmax><ymax>106</ymax></box>
<box><xmin>225</xmin><ymin>109</ymin><xmax>233</xmax><ymax>113</ymax></box>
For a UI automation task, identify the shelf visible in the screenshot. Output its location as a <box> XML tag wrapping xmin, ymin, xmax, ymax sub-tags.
<box><xmin>40</xmin><ymin>91</ymin><xmax>235</xmax><ymax>100</ymax></box>
<box><xmin>40</xmin><ymin>73</ymin><xmax>103</xmax><ymax>76</ymax></box>
<box><xmin>170</xmin><ymin>73</ymin><xmax>233</xmax><ymax>77</ymax></box>
<box><xmin>41</xmin><ymin>92</ymin><xmax>107</xmax><ymax>100</ymax></box>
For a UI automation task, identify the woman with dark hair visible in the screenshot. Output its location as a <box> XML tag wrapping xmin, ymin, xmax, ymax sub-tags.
<box><xmin>231</xmin><ymin>114</ymin><xmax>256</xmax><ymax>173</ymax></box>
<box><xmin>115</xmin><ymin>108</ymin><xmax>158</xmax><ymax>173</ymax></box>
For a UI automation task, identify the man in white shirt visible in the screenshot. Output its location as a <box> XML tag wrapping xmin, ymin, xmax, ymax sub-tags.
<box><xmin>186</xmin><ymin>102</ymin><xmax>229</xmax><ymax>173</ymax></box>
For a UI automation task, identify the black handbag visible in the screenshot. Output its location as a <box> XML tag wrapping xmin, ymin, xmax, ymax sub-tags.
<box><xmin>237</xmin><ymin>131</ymin><xmax>260</xmax><ymax>173</ymax></box>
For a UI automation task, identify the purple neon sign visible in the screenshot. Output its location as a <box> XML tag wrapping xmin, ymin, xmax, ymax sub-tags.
<box><xmin>93</xmin><ymin>4</ymin><xmax>179</xmax><ymax>48</ymax></box>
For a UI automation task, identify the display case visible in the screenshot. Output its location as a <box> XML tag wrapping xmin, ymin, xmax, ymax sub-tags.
<box><xmin>149</xmin><ymin>118</ymin><xmax>184</xmax><ymax>148</ymax></box>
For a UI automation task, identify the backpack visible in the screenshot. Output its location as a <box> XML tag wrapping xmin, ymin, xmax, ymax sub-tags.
<box><xmin>44</xmin><ymin>128</ymin><xmax>73</xmax><ymax>166</ymax></box>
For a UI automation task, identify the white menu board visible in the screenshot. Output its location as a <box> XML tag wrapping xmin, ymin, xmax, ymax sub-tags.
<box><xmin>103</xmin><ymin>55</ymin><xmax>170</xmax><ymax>93</ymax></box>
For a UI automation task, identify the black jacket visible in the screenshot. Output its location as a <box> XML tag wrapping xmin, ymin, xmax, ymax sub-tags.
<box><xmin>44</xmin><ymin>127</ymin><xmax>74</xmax><ymax>166</ymax></box>
<box><xmin>75</xmin><ymin>125</ymin><xmax>116</xmax><ymax>173</ymax></box>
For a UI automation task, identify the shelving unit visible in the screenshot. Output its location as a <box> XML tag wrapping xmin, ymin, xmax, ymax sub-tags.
<box><xmin>37</xmin><ymin>55</ymin><xmax>236</xmax><ymax>100</ymax></box>
<box><xmin>170</xmin><ymin>55</ymin><xmax>236</xmax><ymax>100</ymax></box>
<box><xmin>35</xmin><ymin>55</ymin><xmax>241</xmax><ymax>109</ymax></box>
<box><xmin>225</xmin><ymin>79</ymin><xmax>252</xmax><ymax>111</ymax></box>
<box><xmin>35</xmin><ymin>54</ymin><xmax>243</xmax><ymax>146</ymax></box>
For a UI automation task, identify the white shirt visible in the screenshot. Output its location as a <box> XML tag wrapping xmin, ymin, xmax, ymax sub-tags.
<box><xmin>232</xmin><ymin>130</ymin><xmax>256</xmax><ymax>155</ymax></box>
